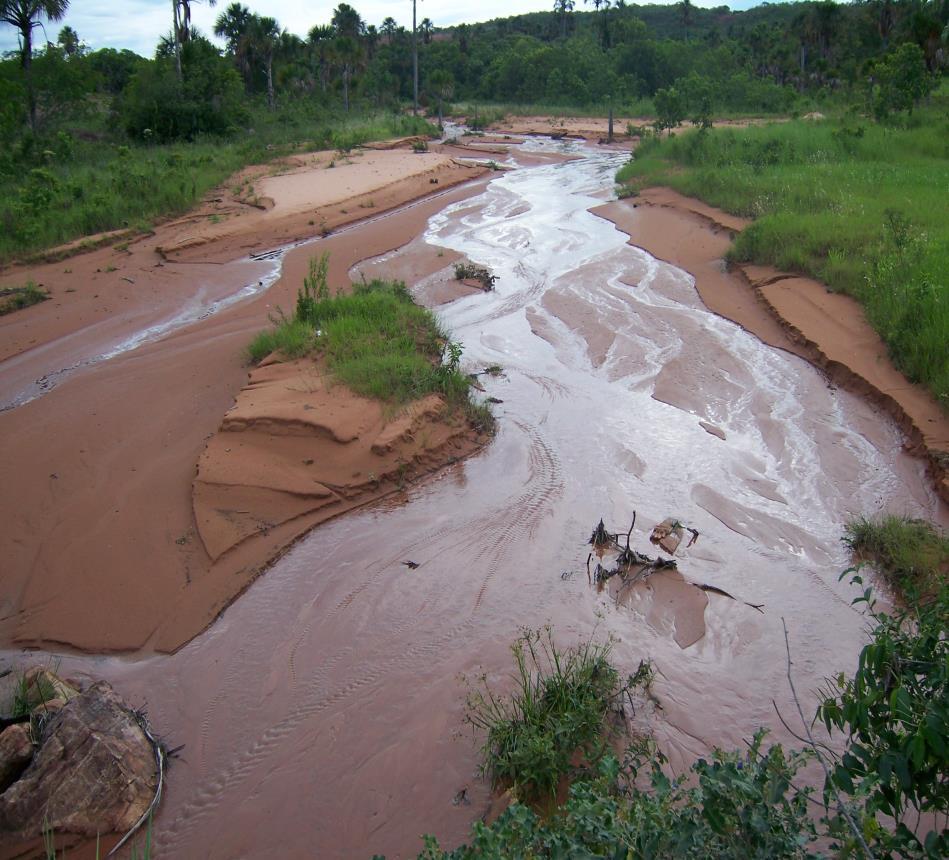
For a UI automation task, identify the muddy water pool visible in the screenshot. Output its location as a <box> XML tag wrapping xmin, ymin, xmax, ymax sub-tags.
<box><xmin>21</xmin><ymin>138</ymin><xmax>945</xmax><ymax>858</ymax></box>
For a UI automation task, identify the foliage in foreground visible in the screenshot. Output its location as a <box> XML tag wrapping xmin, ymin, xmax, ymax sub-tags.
<box><xmin>616</xmin><ymin>89</ymin><xmax>949</xmax><ymax>406</ymax></box>
<box><xmin>844</xmin><ymin>515</ymin><xmax>948</xmax><ymax>601</ymax></box>
<box><xmin>418</xmin><ymin>573</ymin><xmax>948</xmax><ymax>859</ymax></box>
<box><xmin>247</xmin><ymin>254</ymin><xmax>493</xmax><ymax>431</ymax></box>
<box><xmin>420</xmin><ymin>731</ymin><xmax>817</xmax><ymax>859</ymax></box>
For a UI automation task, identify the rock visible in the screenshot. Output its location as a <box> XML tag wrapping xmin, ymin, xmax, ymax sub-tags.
<box><xmin>699</xmin><ymin>421</ymin><xmax>727</xmax><ymax>441</ymax></box>
<box><xmin>21</xmin><ymin>667</ymin><xmax>79</xmax><ymax>709</ymax></box>
<box><xmin>0</xmin><ymin>681</ymin><xmax>158</xmax><ymax>840</ymax></box>
<box><xmin>0</xmin><ymin>725</ymin><xmax>33</xmax><ymax>793</ymax></box>
<box><xmin>31</xmin><ymin>697</ymin><xmax>67</xmax><ymax>720</ymax></box>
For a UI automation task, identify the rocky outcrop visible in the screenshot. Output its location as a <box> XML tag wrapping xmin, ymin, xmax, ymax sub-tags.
<box><xmin>0</xmin><ymin>681</ymin><xmax>158</xmax><ymax>842</ymax></box>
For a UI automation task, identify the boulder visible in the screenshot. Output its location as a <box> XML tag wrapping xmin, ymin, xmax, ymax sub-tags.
<box><xmin>20</xmin><ymin>667</ymin><xmax>79</xmax><ymax>710</ymax></box>
<box><xmin>0</xmin><ymin>725</ymin><xmax>33</xmax><ymax>793</ymax></box>
<box><xmin>0</xmin><ymin>681</ymin><xmax>158</xmax><ymax>840</ymax></box>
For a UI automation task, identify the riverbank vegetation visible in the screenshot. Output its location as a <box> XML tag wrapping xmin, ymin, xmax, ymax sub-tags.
<box><xmin>617</xmin><ymin>80</ymin><xmax>949</xmax><ymax>405</ymax></box>
<box><xmin>845</xmin><ymin>514</ymin><xmax>948</xmax><ymax>601</ymax></box>
<box><xmin>3</xmin><ymin>0</ymin><xmax>946</xmax><ymax>263</ymax></box>
<box><xmin>248</xmin><ymin>254</ymin><xmax>494</xmax><ymax>431</ymax></box>
<box><xmin>418</xmin><ymin>565</ymin><xmax>948</xmax><ymax>858</ymax></box>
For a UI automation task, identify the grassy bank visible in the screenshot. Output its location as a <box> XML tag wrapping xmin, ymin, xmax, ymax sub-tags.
<box><xmin>845</xmin><ymin>514</ymin><xmax>948</xmax><ymax>601</ymax></box>
<box><xmin>616</xmin><ymin>94</ymin><xmax>949</xmax><ymax>406</ymax></box>
<box><xmin>0</xmin><ymin>110</ymin><xmax>436</xmax><ymax>266</ymax></box>
<box><xmin>248</xmin><ymin>255</ymin><xmax>493</xmax><ymax>432</ymax></box>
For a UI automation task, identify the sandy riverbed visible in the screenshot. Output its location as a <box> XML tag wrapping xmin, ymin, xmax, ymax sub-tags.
<box><xmin>0</xmin><ymin>125</ymin><xmax>944</xmax><ymax>663</ymax></box>
<box><xmin>598</xmin><ymin>187</ymin><xmax>949</xmax><ymax>503</ymax></box>
<box><xmin>0</xmin><ymin>143</ymin><xmax>490</xmax><ymax>653</ymax></box>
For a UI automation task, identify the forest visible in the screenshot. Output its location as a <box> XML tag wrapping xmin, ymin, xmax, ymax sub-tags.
<box><xmin>0</xmin><ymin>0</ymin><xmax>945</xmax><ymax>279</ymax></box>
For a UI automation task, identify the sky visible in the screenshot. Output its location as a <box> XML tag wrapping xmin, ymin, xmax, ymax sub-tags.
<box><xmin>0</xmin><ymin>0</ymin><xmax>765</xmax><ymax>57</ymax></box>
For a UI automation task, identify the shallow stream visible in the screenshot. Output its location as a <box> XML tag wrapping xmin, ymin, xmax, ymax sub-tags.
<box><xmin>23</xmin><ymin>139</ymin><xmax>944</xmax><ymax>858</ymax></box>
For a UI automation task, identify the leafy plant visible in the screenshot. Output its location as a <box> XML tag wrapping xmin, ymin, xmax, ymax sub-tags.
<box><xmin>464</xmin><ymin>628</ymin><xmax>620</xmax><ymax>802</ymax></box>
<box><xmin>818</xmin><ymin>579</ymin><xmax>948</xmax><ymax>855</ymax></box>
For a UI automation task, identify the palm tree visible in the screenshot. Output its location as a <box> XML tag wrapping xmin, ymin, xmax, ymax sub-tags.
<box><xmin>331</xmin><ymin>2</ymin><xmax>363</xmax><ymax>39</ymax></box>
<box><xmin>332</xmin><ymin>34</ymin><xmax>362</xmax><ymax>111</ymax></box>
<box><xmin>308</xmin><ymin>24</ymin><xmax>334</xmax><ymax>92</ymax></box>
<box><xmin>172</xmin><ymin>0</ymin><xmax>216</xmax><ymax>79</ymax></box>
<box><xmin>381</xmin><ymin>16</ymin><xmax>397</xmax><ymax>43</ymax></box>
<box><xmin>0</xmin><ymin>0</ymin><xmax>69</xmax><ymax>129</ymax></box>
<box><xmin>1</xmin><ymin>0</ymin><xmax>68</xmax><ymax>68</ymax></box>
<box><xmin>419</xmin><ymin>16</ymin><xmax>433</xmax><ymax>44</ymax></box>
<box><xmin>246</xmin><ymin>14</ymin><xmax>280</xmax><ymax>109</ymax></box>
<box><xmin>554</xmin><ymin>0</ymin><xmax>575</xmax><ymax>40</ymax></box>
<box><xmin>412</xmin><ymin>0</ymin><xmax>420</xmax><ymax>115</ymax></box>
<box><xmin>56</xmin><ymin>23</ymin><xmax>78</xmax><ymax>54</ymax></box>
<box><xmin>677</xmin><ymin>0</ymin><xmax>693</xmax><ymax>43</ymax></box>
<box><xmin>428</xmin><ymin>67</ymin><xmax>453</xmax><ymax>128</ymax></box>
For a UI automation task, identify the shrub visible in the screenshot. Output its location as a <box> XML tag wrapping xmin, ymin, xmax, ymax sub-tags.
<box><xmin>464</xmin><ymin>628</ymin><xmax>620</xmax><ymax>802</ymax></box>
<box><xmin>118</xmin><ymin>38</ymin><xmax>246</xmax><ymax>142</ymax></box>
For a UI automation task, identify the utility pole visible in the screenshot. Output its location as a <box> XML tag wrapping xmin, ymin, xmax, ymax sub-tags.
<box><xmin>412</xmin><ymin>0</ymin><xmax>419</xmax><ymax>115</ymax></box>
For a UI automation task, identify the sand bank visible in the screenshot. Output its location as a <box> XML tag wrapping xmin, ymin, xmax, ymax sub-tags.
<box><xmin>0</xmin><ymin>144</ymin><xmax>491</xmax><ymax>653</ymax></box>
<box><xmin>597</xmin><ymin>187</ymin><xmax>949</xmax><ymax>503</ymax></box>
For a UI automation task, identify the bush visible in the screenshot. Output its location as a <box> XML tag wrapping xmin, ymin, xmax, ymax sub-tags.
<box><xmin>464</xmin><ymin>628</ymin><xmax>620</xmax><ymax>802</ymax></box>
<box><xmin>118</xmin><ymin>38</ymin><xmax>246</xmax><ymax>142</ymax></box>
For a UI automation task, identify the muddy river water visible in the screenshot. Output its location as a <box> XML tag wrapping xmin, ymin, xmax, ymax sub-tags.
<box><xmin>17</xmin><ymin>139</ymin><xmax>945</xmax><ymax>857</ymax></box>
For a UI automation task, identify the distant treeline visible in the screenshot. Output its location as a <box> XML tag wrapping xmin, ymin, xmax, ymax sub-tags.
<box><xmin>1</xmin><ymin>0</ymin><xmax>947</xmax><ymax>150</ymax></box>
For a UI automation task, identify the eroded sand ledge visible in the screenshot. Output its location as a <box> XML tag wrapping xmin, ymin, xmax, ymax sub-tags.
<box><xmin>0</xmin><ymin>143</ymin><xmax>490</xmax><ymax>654</ymax></box>
<box><xmin>596</xmin><ymin>188</ymin><xmax>949</xmax><ymax>504</ymax></box>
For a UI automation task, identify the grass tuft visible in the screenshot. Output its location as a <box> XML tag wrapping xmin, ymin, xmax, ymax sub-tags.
<box><xmin>844</xmin><ymin>515</ymin><xmax>948</xmax><ymax>602</ymax></box>
<box><xmin>248</xmin><ymin>258</ymin><xmax>494</xmax><ymax>431</ymax></box>
<box><xmin>464</xmin><ymin>627</ymin><xmax>620</xmax><ymax>802</ymax></box>
<box><xmin>0</xmin><ymin>281</ymin><xmax>49</xmax><ymax>315</ymax></box>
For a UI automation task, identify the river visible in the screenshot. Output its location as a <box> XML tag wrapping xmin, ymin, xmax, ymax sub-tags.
<box><xmin>18</xmin><ymin>137</ymin><xmax>943</xmax><ymax>858</ymax></box>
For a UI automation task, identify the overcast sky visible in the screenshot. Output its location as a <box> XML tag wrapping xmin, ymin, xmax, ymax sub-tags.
<box><xmin>0</xmin><ymin>0</ymin><xmax>763</xmax><ymax>57</ymax></box>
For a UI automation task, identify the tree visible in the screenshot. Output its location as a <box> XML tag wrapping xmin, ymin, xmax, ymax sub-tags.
<box><xmin>307</xmin><ymin>24</ymin><xmax>334</xmax><ymax>93</ymax></box>
<box><xmin>56</xmin><ymin>23</ymin><xmax>79</xmax><ymax>55</ymax></box>
<box><xmin>553</xmin><ymin>0</ymin><xmax>575</xmax><ymax>40</ymax></box>
<box><xmin>427</xmin><ymin>67</ymin><xmax>453</xmax><ymax>128</ymax></box>
<box><xmin>653</xmin><ymin>85</ymin><xmax>685</xmax><ymax>132</ymax></box>
<box><xmin>678</xmin><ymin>0</ymin><xmax>694</xmax><ymax>43</ymax></box>
<box><xmin>0</xmin><ymin>0</ymin><xmax>69</xmax><ymax>129</ymax></box>
<box><xmin>172</xmin><ymin>0</ymin><xmax>217</xmax><ymax>81</ymax></box>
<box><xmin>331</xmin><ymin>3</ymin><xmax>363</xmax><ymax>40</ymax></box>
<box><xmin>871</xmin><ymin>41</ymin><xmax>936</xmax><ymax>118</ymax></box>
<box><xmin>214</xmin><ymin>2</ymin><xmax>253</xmax><ymax>86</ymax></box>
<box><xmin>380</xmin><ymin>16</ymin><xmax>397</xmax><ymax>42</ymax></box>
<box><xmin>246</xmin><ymin>14</ymin><xmax>280</xmax><ymax>109</ymax></box>
<box><xmin>419</xmin><ymin>16</ymin><xmax>433</xmax><ymax>45</ymax></box>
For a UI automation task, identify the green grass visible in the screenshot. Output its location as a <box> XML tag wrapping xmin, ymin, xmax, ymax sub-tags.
<box><xmin>617</xmin><ymin>94</ymin><xmax>949</xmax><ymax>405</ymax></box>
<box><xmin>246</xmin><ymin>318</ymin><xmax>315</xmax><ymax>363</ymax></box>
<box><xmin>248</xmin><ymin>262</ymin><xmax>493</xmax><ymax>431</ymax></box>
<box><xmin>0</xmin><ymin>110</ymin><xmax>438</xmax><ymax>264</ymax></box>
<box><xmin>464</xmin><ymin>628</ymin><xmax>620</xmax><ymax>803</ymax></box>
<box><xmin>0</xmin><ymin>280</ymin><xmax>49</xmax><ymax>315</ymax></box>
<box><xmin>844</xmin><ymin>515</ymin><xmax>948</xmax><ymax>602</ymax></box>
